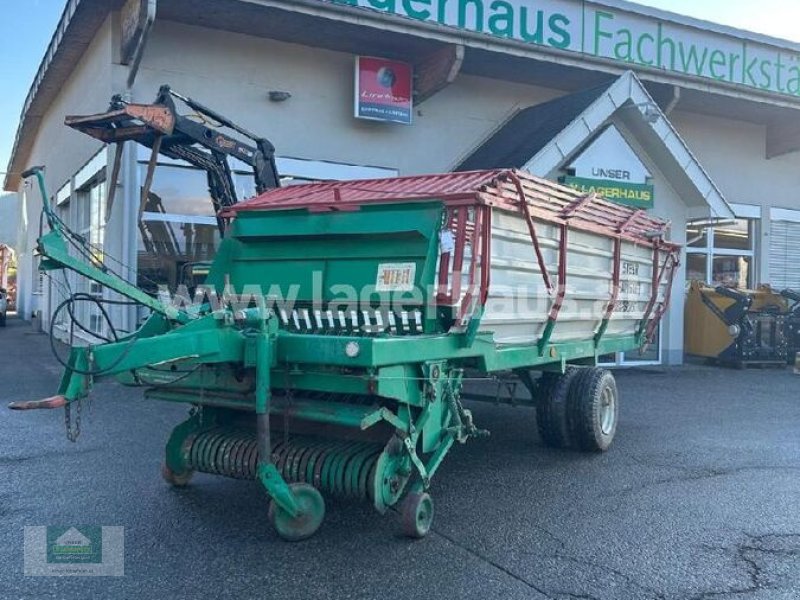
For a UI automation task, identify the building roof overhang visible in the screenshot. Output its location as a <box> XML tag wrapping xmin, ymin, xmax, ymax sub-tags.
<box><xmin>7</xmin><ymin>0</ymin><xmax>800</xmax><ymax>191</ymax></box>
<box><xmin>458</xmin><ymin>71</ymin><xmax>735</xmax><ymax>221</ymax></box>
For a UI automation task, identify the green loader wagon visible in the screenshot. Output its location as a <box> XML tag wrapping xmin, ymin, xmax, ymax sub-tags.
<box><xmin>12</xmin><ymin>167</ymin><xmax>678</xmax><ymax>541</ymax></box>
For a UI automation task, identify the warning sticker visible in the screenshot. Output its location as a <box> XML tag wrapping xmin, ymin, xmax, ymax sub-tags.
<box><xmin>376</xmin><ymin>262</ymin><xmax>416</xmax><ymax>292</ymax></box>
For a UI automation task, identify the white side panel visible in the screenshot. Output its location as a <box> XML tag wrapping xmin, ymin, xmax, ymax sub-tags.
<box><xmin>440</xmin><ymin>208</ymin><xmax>668</xmax><ymax>346</ymax></box>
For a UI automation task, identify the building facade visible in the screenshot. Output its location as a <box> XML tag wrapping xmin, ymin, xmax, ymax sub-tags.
<box><xmin>6</xmin><ymin>0</ymin><xmax>800</xmax><ymax>364</ymax></box>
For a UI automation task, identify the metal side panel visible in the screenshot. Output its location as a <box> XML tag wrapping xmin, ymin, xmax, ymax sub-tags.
<box><xmin>460</xmin><ymin>208</ymin><xmax>661</xmax><ymax>345</ymax></box>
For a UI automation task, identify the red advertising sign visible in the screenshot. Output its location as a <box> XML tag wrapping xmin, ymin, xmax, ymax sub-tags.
<box><xmin>354</xmin><ymin>56</ymin><xmax>413</xmax><ymax>124</ymax></box>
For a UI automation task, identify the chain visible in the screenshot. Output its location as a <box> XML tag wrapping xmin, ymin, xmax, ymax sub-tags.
<box><xmin>64</xmin><ymin>401</ymin><xmax>82</xmax><ymax>442</ymax></box>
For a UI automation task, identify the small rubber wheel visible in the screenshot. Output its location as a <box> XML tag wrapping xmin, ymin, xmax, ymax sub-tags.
<box><xmin>161</xmin><ymin>463</ymin><xmax>194</xmax><ymax>486</ymax></box>
<box><xmin>401</xmin><ymin>491</ymin><xmax>434</xmax><ymax>539</ymax></box>
<box><xmin>535</xmin><ymin>369</ymin><xmax>578</xmax><ymax>448</ymax></box>
<box><xmin>268</xmin><ymin>483</ymin><xmax>325</xmax><ymax>542</ymax></box>
<box><xmin>567</xmin><ymin>368</ymin><xmax>618</xmax><ymax>452</ymax></box>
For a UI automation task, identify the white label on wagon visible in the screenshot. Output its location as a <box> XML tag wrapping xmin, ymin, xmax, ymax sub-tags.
<box><xmin>376</xmin><ymin>263</ymin><xmax>416</xmax><ymax>292</ymax></box>
<box><xmin>439</xmin><ymin>230</ymin><xmax>455</xmax><ymax>254</ymax></box>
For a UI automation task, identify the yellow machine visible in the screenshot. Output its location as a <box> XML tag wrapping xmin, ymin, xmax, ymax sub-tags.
<box><xmin>685</xmin><ymin>281</ymin><xmax>788</xmax><ymax>367</ymax></box>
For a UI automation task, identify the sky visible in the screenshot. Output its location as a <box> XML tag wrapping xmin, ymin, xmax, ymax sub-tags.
<box><xmin>1</xmin><ymin>0</ymin><xmax>800</xmax><ymax>176</ymax></box>
<box><xmin>0</xmin><ymin>0</ymin><xmax>62</xmax><ymax>180</ymax></box>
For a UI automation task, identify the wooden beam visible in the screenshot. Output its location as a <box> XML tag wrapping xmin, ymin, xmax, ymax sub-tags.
<box><xmin>414</xmin><ymin>44</ymin><xmax>464</xmax><ymax>105</ymax></box>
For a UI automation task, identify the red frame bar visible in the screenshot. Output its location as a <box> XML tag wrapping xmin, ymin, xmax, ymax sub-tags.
<box><xmin>450</xmin><ymin>208</ymin><xmax>468</xmax><ymax>302</ymax></box>
<box><xmin>645</xmin><ymin>253</ymin><xmax>680</xmax><ymax>341</ymax></box>
<box><xmin>509</xmin><ymin>172</ymin><xmax>554</xmax><ymax>293</ymax></box>
<box><xmin>548</xmin><ymin>224</ymin><xmax>569</xmax><ymax>322</ymax></box>
<box><xmin>560</xmin><ymin>192</ymin><xmax>596</xmax><ymax>218</ymax></box>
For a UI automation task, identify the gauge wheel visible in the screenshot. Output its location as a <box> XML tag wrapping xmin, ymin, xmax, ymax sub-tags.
<box><xmin>401</xmin><ymin>491</ymin><xmax>434</xmax><ymax>539</ymax></box>
<box><xmin>161</xmin><ymin>462</ymin><xmax>194</xmax><ymax>487</ymax></box>
<box><xmin>268</xmin><ymin>483</ymin><xmax>325</xmax><ymax>542</ymax></box>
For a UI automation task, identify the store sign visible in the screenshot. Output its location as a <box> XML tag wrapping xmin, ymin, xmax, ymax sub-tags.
<box><xmin>562</xmin><ymin>125</ymin><xmax>654</xmax><ymax>208</ymax></box>
<box><xmin>330</xmin><ymin>0</ymin><xmax>800</xmax><ymax>101</ymax></box>
<box><xmin>562</xmin><ymin>177</ymin><xmax>654</xmax><ymax>209</ymax></box>
<box><xmin>354</xmin><ymin>56</ymin><xmax>413</xmax><ymax>124</ymax></box>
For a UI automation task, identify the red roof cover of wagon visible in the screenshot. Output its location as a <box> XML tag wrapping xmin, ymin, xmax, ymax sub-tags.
<box><xmin>222</xmin><ymin>168</ymin><xmax>677</xmax><ymax>248</ymax></box>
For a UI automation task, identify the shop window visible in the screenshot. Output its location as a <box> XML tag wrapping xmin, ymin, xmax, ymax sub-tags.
<box><xmin>685</xmin><ymin>254</ymin><xmax>707</xmax><ymax>283</ymax></box>
<box><xmin>713</xmin><ymin>220</ymin><xmax>752</xmax><ymax>251</ymax></box>
<box><xmin>73</xmin><ymin>171</ymin><xmax>107</xmax><ymax>335</ymax></box>
<box><xmin>135</xmin><ymin>158</ymin><xmax>399</xmax><ymax>298</ymax></box>
<box><xmin>137</xmin><ymin>164</ymin><xmax>219</xmax><ymax>294</ymax></box>
<box><xmin>685</xmin><ymin>217</ymin><xmax>757</xmax><ymax>289</ymax></box>
<box><xmin>686</xmin><ymin>223</ymin><xmax>708</xmax><ymax>249</ymax></box>
<box><xmin>712</xmin><ymin>256</ymin><xmax>751</xmax><ymax>288</ymax></box>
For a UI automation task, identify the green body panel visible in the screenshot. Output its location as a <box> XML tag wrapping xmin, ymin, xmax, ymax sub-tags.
<box><xmin>205</xmin><ymin>205</ymin><xmax>442</xmax><ymax>315</ymax></box>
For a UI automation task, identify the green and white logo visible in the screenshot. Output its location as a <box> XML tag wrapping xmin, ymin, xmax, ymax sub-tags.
<box><xmin>46</xmin><ymin>526</ymin><xmax>103</xmax><ymax>565</ymax></box>
<box><xmin>24</xmin><ymin>525</ymin><xmax>124</xmax><ymax>576</ymax></box>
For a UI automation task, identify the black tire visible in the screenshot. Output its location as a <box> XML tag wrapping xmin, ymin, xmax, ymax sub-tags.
<box><xmin>0</xmin><ymin>312</ymin><xmax>6</xmax><ymax>327</ymax></box>
<box><xmin>567</xmin><ymin>368</ymin><xmax>618</xmax><ymax>452</ymax></box>
<box><xmin>535</xmin><ymin>369</ymin><xmax>578</xmax><ymax>448</ymax></box>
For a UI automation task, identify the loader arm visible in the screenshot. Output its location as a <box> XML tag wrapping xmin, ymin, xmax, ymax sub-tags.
<box><xmin>64</xmin><ymin>84</ymin><xmax>281</xmax><ymax>233</ymax></box>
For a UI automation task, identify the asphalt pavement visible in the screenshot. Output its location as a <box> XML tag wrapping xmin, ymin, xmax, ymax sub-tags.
<box><xmin>2</xmin><ymin>315</ymin><xmax>800</xmax><ymax>599</ymax></box>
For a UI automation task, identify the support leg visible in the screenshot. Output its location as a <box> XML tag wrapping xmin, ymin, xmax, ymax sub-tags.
<box><xmin>254</xmin><ymin>332</ymin><xmax>325</xmax><ymax>541</ymax></box>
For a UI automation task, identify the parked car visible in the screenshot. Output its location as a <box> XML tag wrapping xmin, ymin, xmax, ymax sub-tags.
<box><xmin>0</xmin><ymin>288</ymin><xmax>7</xmax><ymax>327</ymax></box>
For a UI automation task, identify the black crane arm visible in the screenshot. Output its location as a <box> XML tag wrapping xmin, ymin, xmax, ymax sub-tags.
<box><xmin>150</xmin><ymin>85</ymin><xmax>280</xmax><ymax>196</ymax></box>
<box><xmin>65</xmin><ymin>85</ymin><xmax>281</xmax><ymax>233</ymax></box>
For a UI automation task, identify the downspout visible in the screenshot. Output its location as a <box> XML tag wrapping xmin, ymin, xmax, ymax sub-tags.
<box><xmin>126</xmin><ymin>0</ymin><xmax>157</xmax><ymax>90</ymax></box>
<box><xmin>664</xmin><ymin>85</ymin><xmax>681</xmax><ymax>116</ymax></box>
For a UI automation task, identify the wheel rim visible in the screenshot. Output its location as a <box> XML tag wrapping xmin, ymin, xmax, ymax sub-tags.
<box><xmin>415</xmin><ymin>496</ymin><xmax>434</xmax><ymax>535</ymax></box>
<box><xmin>271</xmin><ymin>483</ymin><xmax>325</xmax><ymax>542</ymax></box>
<box><xmin>599</xmin><ymin>385</ymin><xmax>617</xmax><ymax>436</ymax></box>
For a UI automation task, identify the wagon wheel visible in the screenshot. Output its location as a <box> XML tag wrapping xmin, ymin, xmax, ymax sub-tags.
<box><xmin>567</xmin><ymin>368</ymin><xmax>618</xmax><ymax>452</ymax></box>
<box><xmin>268</xmin><ymin>483</ymin><xmax>325</xmax><ymax>542</ymax></box>
<box><xmin>535</xmin><ymin>369</ymin><xmax>578</xmax><ymax>449</ymax></box>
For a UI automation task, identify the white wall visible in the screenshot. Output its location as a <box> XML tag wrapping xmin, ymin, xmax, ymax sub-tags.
<box><xmin>622</xmin><ymin>125</ymin><xmax>688</xmax><ymax>366</ymax></box>
<box><xmin>671</xmin><ymin>111</ymin><xmax>800</xmax><ymax>209</ymax></box>
<box><xmin>16</xmin><ymin>16</ymin><xmax>115</xmax><ymax>323</ymax></box>
<box><xmin>670</xmin><ymin>110</ymin><xmax>800</xmax><ymax>288</ymax></box>
<box><xmin>135</xmin><ymin>20</ymin><xmax>564</xmax><ymax>176</ymax></box>
<box><xmin>0</xmin><ymin>194</ymin><xmax>20</xmax><ymax>249</ymax></box>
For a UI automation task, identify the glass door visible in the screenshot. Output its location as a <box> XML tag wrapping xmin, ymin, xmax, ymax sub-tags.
<box><xmin>598</xmin><ymin>323</ymin><xmax>662</xmax><ymax>367</ymax></box>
